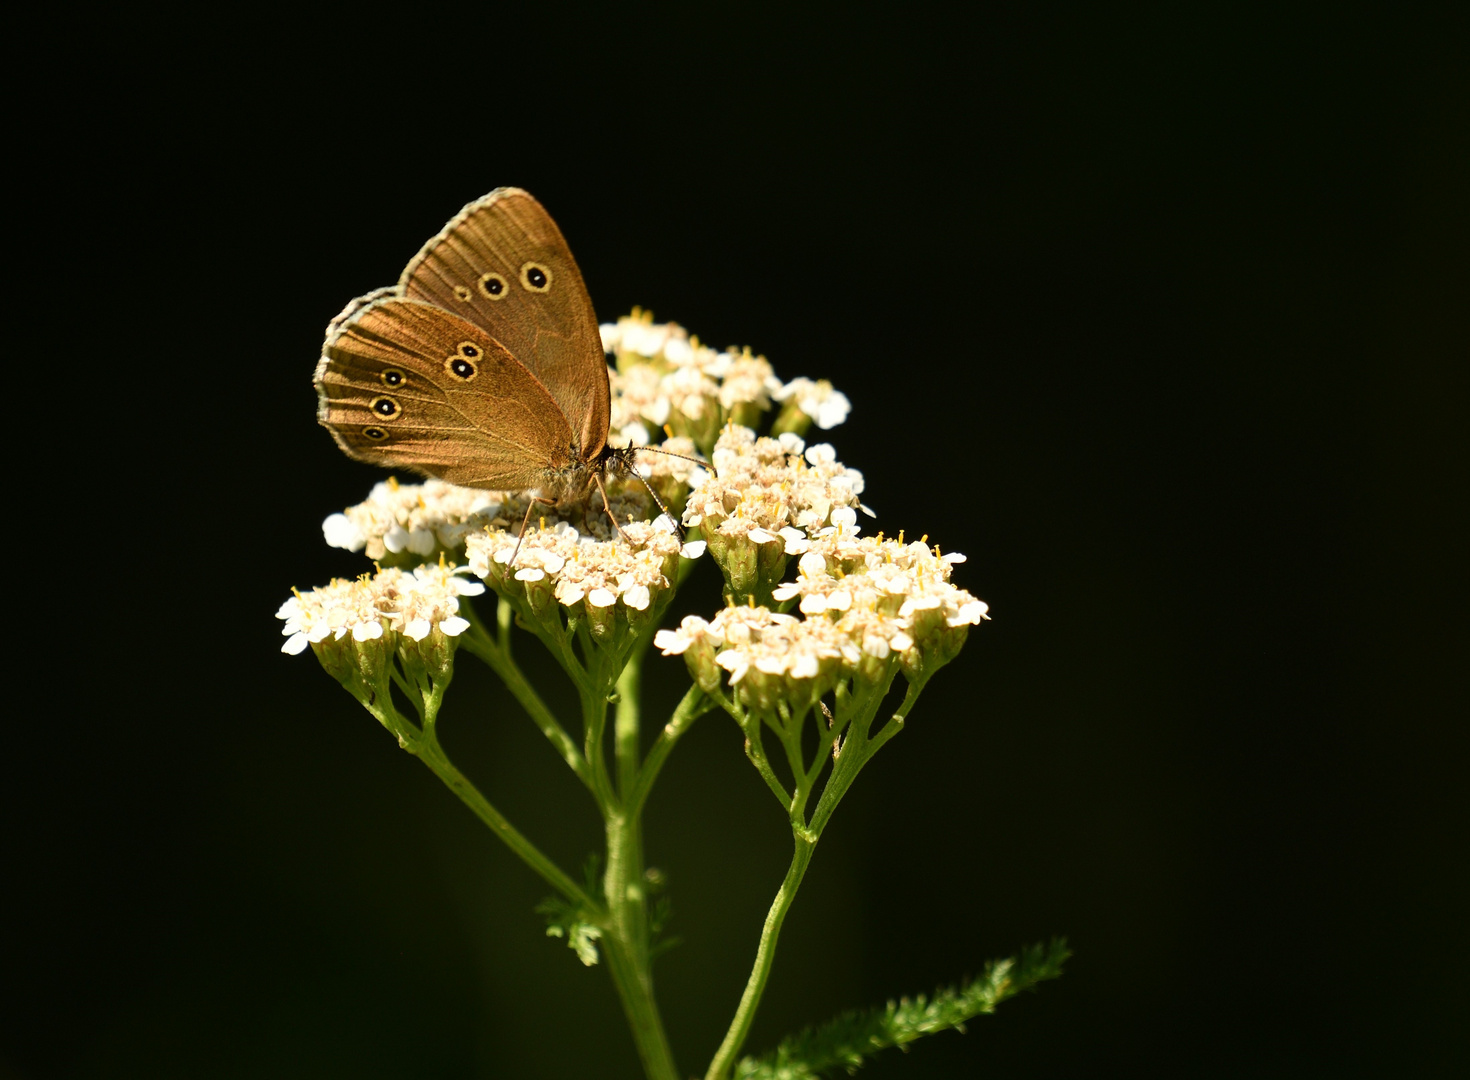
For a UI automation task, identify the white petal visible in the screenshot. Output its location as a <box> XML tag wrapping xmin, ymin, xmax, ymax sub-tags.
<box><xmin>275</xmin><ymin>597</ymin><xmax>301</xmax><ymax>619</ymax></box>
<box><xmin>440</xmin><ymin>616</ymin><xmax>470</xmax><ymax>636</ymax></box>
<box><xmin>663</xmin><ymin>337</ymin><xmax>694</xmax><ymax>364</ymax></box>
<box><xmin>776</xmin><ymin>432</ymin><xmax>805</xmax><ymax>455</ymax></box>
<box><xmin>747</xmin><ymin>528</ymin><xmax>778</xmax><ymax>544</ymax></box>
<box><xmin>599</xmin><ymin>322</ymin><xmax>620</xmax><ymax>353</ymax></box>
<box><xmin>558</xmin><ymin>585</ymin><xmax>586</xmax><ymax>606</ymax></box>
<box><xmin>771</xmin><ymin>584</ymin><xmax>801</xmax><ymax>601</ymax></box>
<box><xmin>830</xmin><ymin>506</ymin><xmax>858</xmax><ymax>529</ymax></box>
<box><xmin>623</xmin><ymin>584</ymin><xmax>651</xmax><ymax>610</ymax></box>
<box><xmin>644</xmin><ymin>397</ymin><xmax>672</xmax><ymax>425</ymax></box>
<box><xmin>805</xmin><ymin>443</ymin><xmax>837</xmax><ymax>466</ymax></box>
<box><xmin>798</xmin><ymin>551</ymin><xmax>828</xmax><ymax>577</ymax></box>
<box><xmin>281</xmin><ymin>632</ymin><xmax>310</xmax><ymax>655</ymax></box>
<box><xmin>815</xmin><ymin>392</ymin><xmax>851</xmax><ymax>428</ymax></box>
<box><xmin>952</xmin><ymin>600</ymin><xmax>989</xmax><ymax>625</ymax></box>
<box><xmin>799</xmin><ymin>593</ymin><xmax>828</xmax><ymax>615</ymax></box>
<box><xmin>404</xmin><ymin>618</ymin><xmax>431</xmax><ymax>641</ymax></box>
<box><xmin>455</xmin><ymin>580</ymin><xmax>487</xmax><ymax>597</ymax></box>
<box><xmin>890</xmin><ymin>630</ymin><xmax>914</xmax><ymax>651</ymax></box>
<box><xmin>859</xmin><ymin>504</ymin><xmax>877</xmax><ymax>518</ymax></box>
<box><xmin>826</xmin><ymin>589</ymin><xmax>852</xmax><ymax>612</ymax></box>
<box><xmin>790</xmin><ymin>654</ymin><xmax>819</xmax><ymax>679</ymax></box>
<box><xmin>352</xmin><ymin>621</ymin><xmax>383</xmax><ymax>642</ymax></box>
<box><xmin>587</xmin><ymin>587</ymin><xmax>616</xmax><ymax>608</ymax></box>
<box><xmin>654</xmin><ymin>629</ymin><xmax>690</xmax><ymax>655</ymax></box>
<box><xmin>680</xmin><ymin>540</ymin><xmax>707</xmax><ymax>559</ymax></box>
<box><xmin>405</xmin><ymin>529</ymin><xmax>435</xmax><ymax>555</ymax></box>
<box><xmin>942</xmin><ymin>552</ymin><xmax>968</xmax><ymax>564</ymax></box>
<box><xmin>772</xmin><ymin>377</ymin><xmax>804</xmax><ymax>402</ymax></box>
<box><xmin>862</xmin><ymin>636</ymin><xmax>891</xmax><ymax>659</ymax></box>
<box><xmin>717</xmin><ymin>651</ymin><xmax>749</xmax><ymax>683</ymax></box>
<box><xmin>514</xmin><ymin>567</ymin><xmax>546</xmax><ymax>582</ymax></box>
<box><xmin>755</xmin><ymin>656</ymin><xmax>785</xmax><ymax>675</ymax></box>
<box><xmin>322</xmin><ymin>513</ymin><xmax>365</xmax><ymax>551</ymax></box>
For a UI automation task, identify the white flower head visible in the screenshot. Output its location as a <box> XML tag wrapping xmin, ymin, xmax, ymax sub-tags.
<box><xmin>465</xmin><ymin>513</ymin><xmax>684</xmax><ymax>622</ymax></box>
<box><xmin>278</xmin><ymin>562</ymin><xmax>482</xmax><ymax>656</ymax></box>
<box><xmin>326</xmin><ymin>478</ymin><xmax>508</xmax><ymax>561</ymax></box>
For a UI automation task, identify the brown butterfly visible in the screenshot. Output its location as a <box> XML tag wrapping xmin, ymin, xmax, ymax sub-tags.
<box><xmin>314</xmin><ymin>187</ymin><xmax>667</xmax><ymax>536</ymax></box>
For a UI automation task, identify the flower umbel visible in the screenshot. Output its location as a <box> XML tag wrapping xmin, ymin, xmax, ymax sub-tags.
<box><xmin>602</xmin><ymin>308</ymin><xmax>842</xmax><ymax>455</ymax></box>
<box><xmin>682</xmin><ymin>425</ymin><xmax>870</xmax><ymax>605</ymax></box>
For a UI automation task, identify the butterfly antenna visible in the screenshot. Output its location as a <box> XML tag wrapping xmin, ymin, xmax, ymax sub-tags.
<box><xmin>635</xmin><ymin>444</ymin><xmax>712</xmax><ymax>472</ymax></box>
<box><xmin>626</xmin><ymin>468</ymin><xmax>686</xmax><ymax>544</ymax></box>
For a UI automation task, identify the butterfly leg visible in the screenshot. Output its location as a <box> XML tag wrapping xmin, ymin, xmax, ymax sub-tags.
<box><xmin>592</xmin><ymin>472</ymin><xmax>628</xmax><ymax>543</ymax></box>
<box><xmin>510</xmin><ymin>494</ymin><xmax>560</xmax><ymax>568</ymax></box>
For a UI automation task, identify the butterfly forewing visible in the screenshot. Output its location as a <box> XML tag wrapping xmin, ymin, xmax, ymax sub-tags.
<box><xmin>397</xmin><ymin>187</ymin><xmax>611</xmax><ymax>458</ymax></box>
<box><xmin>315</xmin><ymin>297</ymin><xmax>575</xmax><ymax>490</ymax></box>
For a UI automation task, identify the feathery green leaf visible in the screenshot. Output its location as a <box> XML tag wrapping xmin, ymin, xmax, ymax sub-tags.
<box><xmin>735</xmin><ymin>939</ymin><xmax>1071</xmax><ymax>1080</ymax></box>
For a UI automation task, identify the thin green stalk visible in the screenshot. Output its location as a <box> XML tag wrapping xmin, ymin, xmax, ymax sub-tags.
<box><xmin>627</xmin><ymin>683</ymin><xmax>711</xmax><ymax>817</ymax></box>
<box><xmin>704</xmin><ymin>834</ymin><xmax>816</xmax><ymax>1080</ymax></box>
<box><xmin>581</xmin><ymin>678</ymin><xmax>618</xmax><ymax>814</ymax></box>
<box><xmin>706</xmin><ymin>672</ymin><xmax>925</xmax><ymax>1078</ymax></box>
<box><xmin>744</xmin><ymin>719</ymin><xmax>794</xmax><ymax>809</ymax></box>
<box><xmin>496</xmin><ymin>594</ymin><xmax>513</xmax><ymax>652</ymax></box>
<box><xmin>457</xmin><ymin>602</ymin><xmax>592</xmax><ymax>790</ymax></box>
<box><xmin>809</xmin><ymin>677</ymin><xmax>924</xmax><ymax>836</ymax></box>
<box><xmin>413</xmin><ymin>729</ymin><xmax>595</xmax><ymax>910</ymax></box>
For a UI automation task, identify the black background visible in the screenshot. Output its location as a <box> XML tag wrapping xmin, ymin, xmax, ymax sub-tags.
<box><xmin>9</xmin><ymin>6</ymin><xmax>1467</xmax><ymax>1078</ymax></box>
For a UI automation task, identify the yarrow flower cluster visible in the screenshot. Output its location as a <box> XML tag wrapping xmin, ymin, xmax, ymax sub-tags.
<box><xmin>321</xmin><ymin>477</ymin><xmax>505</xmax><ymax>560</ymax></box>
<box><xmin>277</xmin><ymin>561</ymin><xmax>484</xmax><ymax>654</ymax></box>
<box><xmin>656</xmin><ymin>500</ymin><xmax>987</xmax><ymax>707</ymax></box>
<box><xmin>685</xmin><ymin>426</ymin><xmax>868</xmax><ymax>537</ymax></box>
<box><xmin>601</xmin><ymin>309</ymin><xmax>849</xmax><ymax>452</ymax></box>
<box><xmin>465</xmin><ymin>516</ymin><xmax>705</xmax><ymax>627</ymax></box>
<box><xmin>319</xmin><ymin>440</ymin><xmax>700</xmax><ymax>566</ymax></box>
<box><xmin>677</xmin><ymin>424</ymin><xmax>872</xmax><ymax>603</ymax></box>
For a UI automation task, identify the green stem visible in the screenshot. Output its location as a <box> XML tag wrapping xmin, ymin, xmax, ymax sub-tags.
<box><xmin>414</xmin><ymin>730</ymin><xmax>595</xmax><ymax>910</ymax></box>
<box><xmin>602</xmin><ymin>921</ymin><xmax>679</xmax><ymax>1080</ymax></box>
<box><xmin>627</xmin><ymin>683</ymin><xmax>711</xmax><ymax>818</ymax></box>
<box><xmin>615</xmin><ymin>639</ymin><xmax>646</xmax><ymax>798</ymax></box>
<box><xmin>705</xmin><ymin>672</ymin><xmax>924</xmax><ymax>1078</ymax></box>
<box><xmin>704</xmin><ymin>834</ymin><xmax>817</xmax><ymax>1080</ymax></box>
<box><xmin>809</xmin><ymin>677</ymin><xmax>925</xmax><ymax>836</ymax></box>
<box><xmin>582</xmin><ymin>676</ymin><xmax>618</xmax><ymax>814</ymax></box>
<box><xmin>744</xmin><ymin>718</ymin><xmax>794</xmax><ymax>810</ymax></box>
<box><xmin>601</xmin><ymin>648</ymin><xmax>678</xmax><ymax>1080</ymax></box>
<box><xmin>458</xmin><ymin>601</ymin><xmax>593</xmax><ymax>791</ymax></box>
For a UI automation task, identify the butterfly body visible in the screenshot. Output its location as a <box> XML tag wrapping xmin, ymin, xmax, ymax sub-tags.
<box><xmin>315</xmin><ymin>188</ymin><xmax>631</xmax><ymax>511</ymax></box>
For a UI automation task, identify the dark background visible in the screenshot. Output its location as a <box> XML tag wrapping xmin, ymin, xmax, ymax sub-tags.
<box><xmin>10</xmin><ymin>6</ymin><xmax>1466</xmax><ymax>1078</ymax></box>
